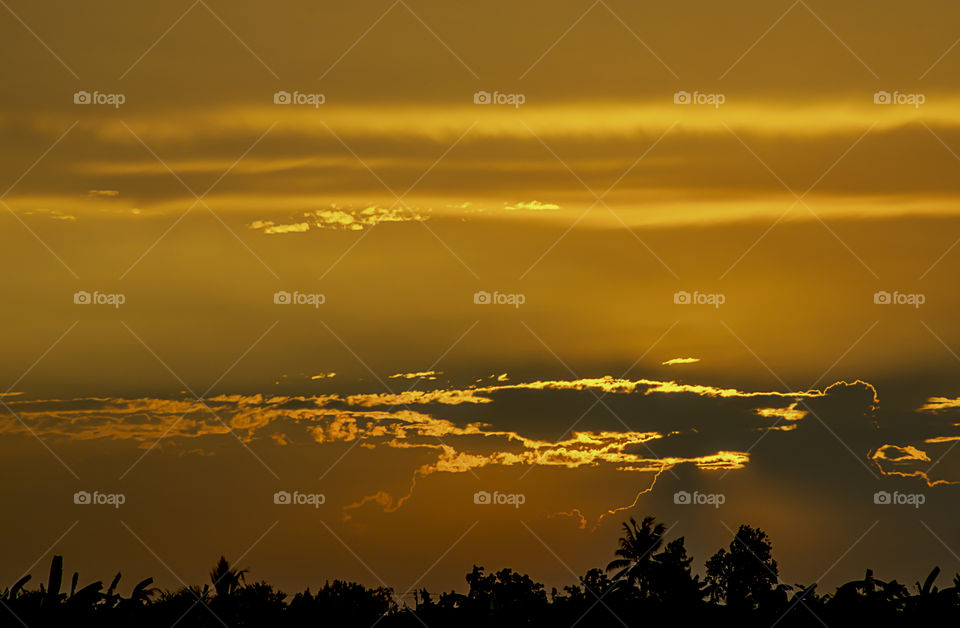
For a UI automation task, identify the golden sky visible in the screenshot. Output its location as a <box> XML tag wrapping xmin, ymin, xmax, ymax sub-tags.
<box><xmin>3</xmin><ymin>0</ymin><xmax>960</xmax><ymax>596</ymax></box>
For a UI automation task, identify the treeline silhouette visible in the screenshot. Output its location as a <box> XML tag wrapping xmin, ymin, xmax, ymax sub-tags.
<box><xmin>1</xmin><ymin>516</ymin><xmax>955</xmax><ymax>627</ymax></box>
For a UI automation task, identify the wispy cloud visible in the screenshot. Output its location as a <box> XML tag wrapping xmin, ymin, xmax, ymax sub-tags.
<box><xmin>505</xmin><ymin>200</ymin><xmax>560</xmax><ymax>211</ymax></box>
<box><xmin>0</xmin><ymin>375</ymin><xmax>895</xmax><ymax>522</ymax></box>
<box><xmin>661</xmin><ymin>357</ymin><xmax>700</xmax><ymax>365</ymax></box>
<box><xmin>249</xmin><ymin>205</ymin><xmax>426</xmax><ymax>234</ymax></box>
<box><xmin>389</xmin><ymin>370</ymin><xmax>442</xmax><ymax>380</ymax></box>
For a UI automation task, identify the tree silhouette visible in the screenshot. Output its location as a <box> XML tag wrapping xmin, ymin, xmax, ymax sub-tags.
<box><xmin>645</xmin><ymin>537</ymin><xmax>704</xmax><ymax>606</ymax></box>
<box><xmin>705</xmin><ymin>524</ymin><xmax>784</xmax><ymax>614</ymax></box>
<box><xmin>4</xmin><ymin>518</ymin><xmax>960</xmax><ymax>627</ymax></box>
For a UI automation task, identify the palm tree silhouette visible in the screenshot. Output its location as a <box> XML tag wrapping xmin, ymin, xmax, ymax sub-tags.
<box><xmin>605</xmin><ymin>516</ymin><xmax>666</xmax><ymax>590</ymax></box>
<box><xmin>209</xmin><ymin>555</ymin><xmax>247</xmax><ymax>598</ymax></box>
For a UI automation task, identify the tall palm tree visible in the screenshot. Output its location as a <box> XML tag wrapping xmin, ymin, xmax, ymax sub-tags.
<box><xmin>605</xmin><ymin>516</ymin><xmax>667</xmax><ymax>589</ymax></box>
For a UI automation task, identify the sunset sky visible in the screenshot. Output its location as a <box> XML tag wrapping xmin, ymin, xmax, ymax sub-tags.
<box><xmin>3</xmin><ymin>0</ymin><xmax>960</xmax><ymax>599</ymax></box>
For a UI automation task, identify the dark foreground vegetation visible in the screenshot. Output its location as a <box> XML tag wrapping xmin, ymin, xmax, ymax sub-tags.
<box><xmin>1</xmin><ymin>516</ymin><xmax>956</xmax><ymax>627</ymax></box>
